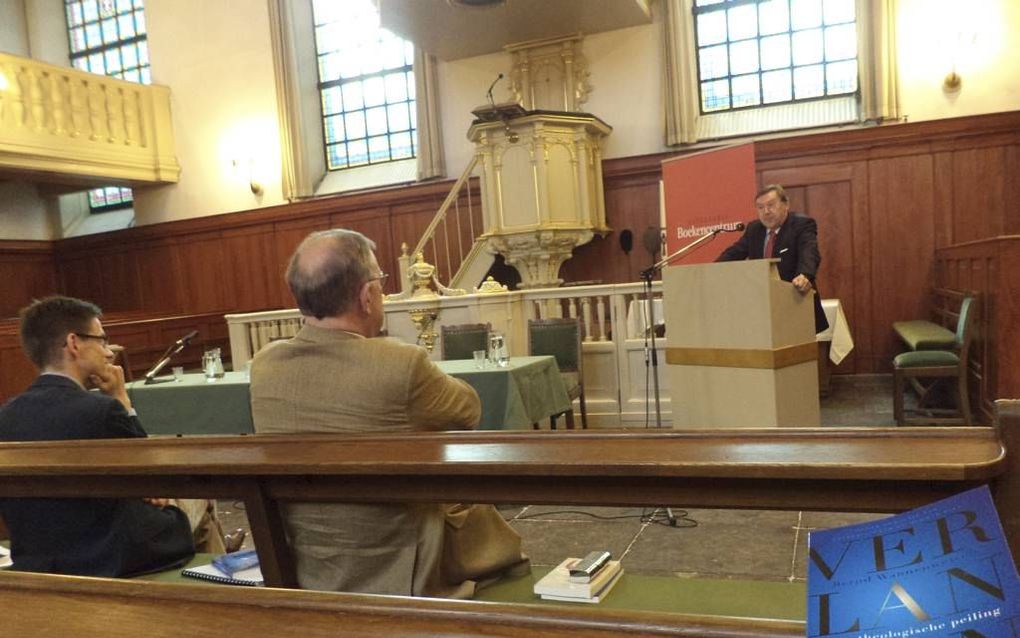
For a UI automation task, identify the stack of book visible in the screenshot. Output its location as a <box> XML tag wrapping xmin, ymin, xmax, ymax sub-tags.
<box><xmin>533</xmin><ymin>551</ymin><xmax>623</xmax><ymax>604</ymax></box>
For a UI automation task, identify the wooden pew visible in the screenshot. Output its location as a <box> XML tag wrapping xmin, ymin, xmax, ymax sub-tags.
<box><xmin>0</xmin><ymin>570</ymin><xmax>802</xmax><ymax>637</ymax></box>
<box><xmin>0</xmin><ymin>400</ymin><xmax>1015</xmax><ymax>636</ymax></box>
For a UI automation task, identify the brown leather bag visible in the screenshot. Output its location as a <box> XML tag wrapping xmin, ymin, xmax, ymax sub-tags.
<box><xmin>441</xmin><ymin>504</ymin><xmax>529</xmax><ymax>585</ymax></box>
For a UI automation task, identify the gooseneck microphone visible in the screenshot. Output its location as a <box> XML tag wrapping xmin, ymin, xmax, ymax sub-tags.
<box><xmin>143</xmin><ymin>330</ymin><xmax>199</xmax><ymax>385</ymax></box>
<box><xmin>486</xmin><ymin>73</ymin><xmax>504</xmax><ymax>107</ymax></box>
<box><xmin>714</xmin><ymin>222</ymin><xmax>745</xmax><ymax>234</ymax></box>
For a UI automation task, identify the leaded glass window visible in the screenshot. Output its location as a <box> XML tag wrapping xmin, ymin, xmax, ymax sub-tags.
<box><xmin>65</xmin><ymin>0</ymin><xmax>149</xmax><ymax>211</ymax></box>
<box><xmin>693</xmin><ymin>0</ymin><xmax>858</xmax><ymax>113</ymax></box>
<box><xmin>312</xmin><ymin>0</ymin><xmax>416</xmax><ymax>171</ymax></box>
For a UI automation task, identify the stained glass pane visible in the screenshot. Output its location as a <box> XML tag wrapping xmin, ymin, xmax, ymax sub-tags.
<box><xmin>699</xmin><ymin>44</ymin><xmax>729</xmax><ymax>80</ymax></box>
<box><xmin>363</xmin><ymin>77</ymin><xmax>386</xmax><ymax>107</ymax></box>
<box><xmin>345</xmin><ymin>111</ymin><xmax>366</xmax><ymax>140</ymax></box>
<box><xmin>825</xmin><ymin>59</ymin><xmax>857</xmax><ymax>94</ymax></box>
<box><xmin>729</xmin><ymin>40</ymin><xmax>759</xmax><ymax>75</ymax></box>
<box><xmin>731</xmin><ymin>74</ymin><xmax>761</xmax><ymax>108</ymax></box>
<box><xmin>791</xmin><ymin>0</ymin><xmax>822</xmax><ymax>30</ymax></box>
<box><xmin>761</xmin><ymin>69</ymin><xmax>793</xmax><ymax>103</ymax></box>
<box><xmin>793</xmin><ymin>64</ymin><xmax>825</xmax><ymax>99</ymax></box>
<box><xmin>822</xmin><ymin>0</ymin><xmax>855</xmax><ymax>24</ymax></box>
<box><xmin>368</xmin><ymin>135</ymin><xmax>390</xmax><ymax>162</ymax></box>
<box><xmin>387</xmin><ymin>103</ymin><xmax>411</xmax><ymax>132</ymax></box>
<box><xmin>322</xmin><ymin>87</ymin><xmax>342</xmax><ymax>116</ymax></box>
<box><xmin>341</xmin><ymin>82</ymin><xmax>364</xmax><ymax>111</ymax></box>
<box><xmin>366</xmin><ymin>106</ymin><xmax>388</xmax><ymax>136</ymax></box>
<box><xmin>760</xmin><ymin>34</ymin><xmax>790</xmax><ymax>70</ymax></box>
<box><xmin>758</xmin><ymin>0</ymin><xmax>789</xmax><ymax>35</ymax></box>
<box><xmin>384</xmin><ymin>72</ymin><xmax>408</xmax><ymax>102</ymax></box>
<box><xmin>792</xmin><ymin>28</ymin><xmax>823</xmax><ymax>66</ymax></box>
<box><xmin>701</xmin><ymin>79</ymin><xmax>730</xmax><ymax>111</ymax></box>
<box><xmin>347</xmin><ymin>139</ymin><xmax>369</xmax><ymax>166</ymax></box>
<box><xmin>390</xmin><ymin>132</ymin><xmax>413</xmax><ymax>159</ymax></box>
<box><xmin>697</xmin><ymin>11</ymin><xmax>727</xmax><ymax>47</ymax></box>
<box><xmin>727</xmin><ymin>4</ymin><xmax>757</xmax><ymax>41</ymax></box>
<box><xmin>824</xmin><ymin>23</ymin><xmax>856</xmax><ymax>61</ymax></box>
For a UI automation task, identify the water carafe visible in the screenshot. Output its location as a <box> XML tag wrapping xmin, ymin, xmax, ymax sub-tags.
<box><xmin>488</xmin><ymin>332</ymin><xmax>509</xmax><ymax>368</ymax></box>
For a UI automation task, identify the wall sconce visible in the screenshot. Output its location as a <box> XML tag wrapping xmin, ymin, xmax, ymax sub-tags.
<box><xmin>232</xmin><ymin>158</ymin><xmax>263</xmax><ymax>196</ymax></box>
<box><xmin>942</xmin><ymin>30</ymin><xmax>976</xmax><ymax>94</ymax></box>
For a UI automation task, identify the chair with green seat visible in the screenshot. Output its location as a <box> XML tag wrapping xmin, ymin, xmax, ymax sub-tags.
<box><xmin>440</xmin><ymin>323</ymin><xmax>490</xmax><ymax>361</ymax></box>
<box><xmin>528</xmin><ymin>317</ymin><xmax>587</xmax><ymax>429</ymax></box>
<box><xmin>893</xmin><ymin>296</ymin><xmax>977</xmax><ymax>425</ymax></box>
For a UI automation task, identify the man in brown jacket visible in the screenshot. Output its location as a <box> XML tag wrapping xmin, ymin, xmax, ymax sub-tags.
<box><xmin>250</xmin><ymin>228</ymin><xmax>525</xmax><ymax>597</ymax></box>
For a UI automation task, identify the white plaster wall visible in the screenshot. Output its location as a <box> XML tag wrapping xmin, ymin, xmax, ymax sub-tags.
<box><xmin>0</xmin><ymin>0</ymin><xmax>29</xmax><ymax>55</ymax></box>
<box><xmin>0</xmin><ymin>182</ymin><xmax>54</xmax><ymax>240</ymax></box>
<box><xmin>22</xmin><ymin>0</ymin><xmax>67</xmax><ymax>65</ymax></box>
<box><xmin>896</xmin><ymin>0</ymin><xmax>1020</xmax><ymax>122</ymax></box>
<box><xmin>131</xmin><ymin>0</ymin><xmax>285</xmax><ymax>226</ymax></box>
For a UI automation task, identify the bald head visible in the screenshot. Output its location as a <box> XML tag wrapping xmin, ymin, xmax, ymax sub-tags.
<box><xmin>286</xmin><ymin>229</ymin><xmax>376</xmax><ymax>320</ymax></box>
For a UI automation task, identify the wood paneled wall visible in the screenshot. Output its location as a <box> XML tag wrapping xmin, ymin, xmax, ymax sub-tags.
<box><xmin>0</xmin><ymin>111</ymin><xmax>1017</xmax><ymax>402</ymax></box>
<box><xmin>936</xmin><ymin>237</ymin><xmax>1020</xmax><ymax>419</ymax></box>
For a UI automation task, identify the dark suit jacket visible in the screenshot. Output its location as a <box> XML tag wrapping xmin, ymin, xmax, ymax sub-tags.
<box><xmin>717</xmin><ymin>213</ymin><xmax>829</xmax><ymax>333</ymax></box>
<box><xmin>0</xmin><ymin>374</ymin><xmax>194</xmax><ymax>577</ymax></box>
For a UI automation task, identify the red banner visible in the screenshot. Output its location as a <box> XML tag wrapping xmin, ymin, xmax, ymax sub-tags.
<box><xmin>661</xmin><ymin>143</ymin><xmax>757</xmax><ymax>264</ymax></box>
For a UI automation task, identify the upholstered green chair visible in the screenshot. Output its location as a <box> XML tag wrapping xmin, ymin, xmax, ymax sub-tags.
<box><xmin>440</xmin><ymin>323</ymin><xmax>490</xmax><ymax>361</ymax></box>
<box><xmin>528</xmin><ymin>317</ymin><xmax>587</xmax><ymax>429</ymax></box>
<box><xmin>893</xmin><ymin>296</ymin><xmax>977</xmax><ymax>425</ymax></box>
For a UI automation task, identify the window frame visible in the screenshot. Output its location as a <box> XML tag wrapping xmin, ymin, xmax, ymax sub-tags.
<box><xmin>310</xmin><ymin>0</ymin><xmax>418</xmax><ymax>172</ymax></box>
<box><xmin>690</xmin><ymin>0</ymin><xmax>860</xmax><ymax>116</ymax></box>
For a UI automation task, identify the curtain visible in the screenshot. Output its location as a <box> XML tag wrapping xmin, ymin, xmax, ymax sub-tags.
<box><xmin>662</xmin><ymin>0</ymin><xmax>698</xmax><ymax>146</ymax></box>
<box><xmin>267</xmin><ymin>0</ymin><xmax>325</xmax><ymax>199</ymax></box>
<box><xmin>857</xmin><ymin>0</ymin><xmax>900</xmax><ymax>123</ymax></box>
<box><xmin>414</xmin><ymin>48</ymin><xmax>446</xmax><ymax>181</ymax></box>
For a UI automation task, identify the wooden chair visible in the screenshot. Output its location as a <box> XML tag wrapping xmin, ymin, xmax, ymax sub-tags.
<box><xmin>440</xmin><ymin>323</ymin><xmax>490</xmax><ymax>361</ymax></box>
<box><xmin>528</xmin><ymin>317</ymin><xmax>587</xmax><ymax>429</ymax></box>
<box><xmin>893</xmin><ymin>296</ymin><xmax>977</xmax><ymax>425</ymax></box>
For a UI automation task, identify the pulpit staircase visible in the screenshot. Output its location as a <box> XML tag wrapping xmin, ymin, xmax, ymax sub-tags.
<box><xmin>403</xmin><ymin>155</ymin><xmax>493</xmax><ymax>292</ymax></box>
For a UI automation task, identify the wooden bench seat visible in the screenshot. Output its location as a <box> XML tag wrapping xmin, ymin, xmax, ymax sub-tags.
<box><xmin>892</xmin><ymin>287</ymin><xmax>975</xmax><ymax>352</ymax></box>
<box><xmin>0</xmin><ymin>400</ymin><xmax>1016</xmax><ymax>636</ymax></box>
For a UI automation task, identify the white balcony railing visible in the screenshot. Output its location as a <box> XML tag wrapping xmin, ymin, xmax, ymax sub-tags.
<box><xmin>0</xmin><ymin>52</ymin><xmax>179</xmax><ymax>185</ymax></box>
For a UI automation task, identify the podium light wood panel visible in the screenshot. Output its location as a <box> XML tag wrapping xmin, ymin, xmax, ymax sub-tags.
<box><xmin>663</xmin><ymin>260</ymin><xmax>820</xmax><ymax>428</ymax></box>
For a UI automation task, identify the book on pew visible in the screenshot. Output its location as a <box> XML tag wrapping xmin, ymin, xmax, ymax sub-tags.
<box><xmin>807</xmin><ymin>485</ymin><xmax>1020</xmax><ymax>638</ymax></box>
<box><xmin>533</xmin><ymin>557</ymin><xmax>623</xmax><ymax>603</ymax></box>
<box><xmin>182</xmin><ymin>550</ymin><xmax>264</xmax><ymax>587</ymax></box>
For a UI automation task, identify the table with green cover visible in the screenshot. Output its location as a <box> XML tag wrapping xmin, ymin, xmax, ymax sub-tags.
<box><xmin>126</xmin><ymin>356</ymin><xmax>570</xmax><ymax>435</ymax></box>
<box><xmin>436</xmin><ymin>355</ymin><xmax>571</xmax><ymax>430</ymax></box>
<box><xmin>126</xmin><ymin>371</ymin><xmax>253</xmax><ymax>436</ymax></box>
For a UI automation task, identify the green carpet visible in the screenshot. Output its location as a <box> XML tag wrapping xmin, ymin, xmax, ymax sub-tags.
<box><xmin>476</xmin><ymin>566</ymin><xmax>805</xmax><ymax>620</ymax></box>
<box><xmin>135</xmin><ymin>554</ymin><xmax>806</xmax><ymax>620</ymax></box>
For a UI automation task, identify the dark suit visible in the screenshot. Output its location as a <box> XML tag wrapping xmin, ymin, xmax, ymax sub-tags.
<box><xmin>717</xmin><ymin>213</ymin><xmax>829</xmax><ymax>333</ymax></box>
<box><xmin>0</xmin><ymin>374</ymin><xmax>194</xmax><ymax>577</ymax></box>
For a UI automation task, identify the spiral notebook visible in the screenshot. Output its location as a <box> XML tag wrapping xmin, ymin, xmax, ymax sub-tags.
<box><xmin>181</xmin><ymin>562</ymin><xmax>264</xmax><ymax>586</ymax></box>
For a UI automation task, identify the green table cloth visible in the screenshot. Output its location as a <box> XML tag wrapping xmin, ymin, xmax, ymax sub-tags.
<box><xmin>436</xmin><ymin>355</ymin><xmax>571</xmax><ymax>430</ymax></box>
<box><xmin>127</xmin><ymin>371</ymin><xmax>254</xmax><ymax>436</ymax></box>
<box><xmin>126</xmin><ymin>356</ymin><xmax>570</xmax><ymax>435</ymax></box>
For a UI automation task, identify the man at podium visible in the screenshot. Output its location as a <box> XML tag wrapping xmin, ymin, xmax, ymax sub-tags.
<box><xmin>716</xmin><ymin>184</ymin><xmax>829</xmax><ymax>334</ymax></box>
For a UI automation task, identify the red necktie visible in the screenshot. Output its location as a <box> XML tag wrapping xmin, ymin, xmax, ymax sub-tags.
<box><xmin>764</xmin><ymin>230</ymin><xmax>776</xmax><ymax>258</ymax></box>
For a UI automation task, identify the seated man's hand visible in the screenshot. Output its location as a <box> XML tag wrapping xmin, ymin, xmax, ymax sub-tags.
<box><xmin>89</xmin><ymin>363</ymin><xmax>133</xmax><ymax>411</ymax></box>
<box><xmin>791</xmin><ymin>274</ymin><xmax>813</xmax><ymax>294</ymax></box>
<box><xmin>144</xmin><ymin>498</ymin><xmax>170</xmax><ymax>508</ymax></box>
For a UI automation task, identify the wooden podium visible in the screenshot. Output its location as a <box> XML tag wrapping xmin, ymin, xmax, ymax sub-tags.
<box><xmin>663</xmin><ymin>260</ymin><xmax>820</xmax><ymax>427</ymax></box>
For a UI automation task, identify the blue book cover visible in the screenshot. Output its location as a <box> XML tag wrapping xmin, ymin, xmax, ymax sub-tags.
<box><xmin>807</xmin><ymin>485</ymin><xmax>1020</xmax><ymax>637</ymax></box>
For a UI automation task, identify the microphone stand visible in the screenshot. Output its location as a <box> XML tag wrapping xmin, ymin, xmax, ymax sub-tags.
<box><xmin>143</xmin><ymin>339</ymin><xmax>191</xmax><ymax>385</ymax></box>
<box><xmin>638</xmin><ymin>228</ymin><xmax>727</xmax><ymax>527</ymax></box>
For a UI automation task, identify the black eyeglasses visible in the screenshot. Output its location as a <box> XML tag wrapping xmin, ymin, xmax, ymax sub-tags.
<box><xmin>74</xmin><ymin>332</ymin><xmax>110</xmax><ymax>346</ymax></box>
<box><xmin>367</xmin><ymin>272</ymin><xmax>389</xmax><ymax>284</ymax></box>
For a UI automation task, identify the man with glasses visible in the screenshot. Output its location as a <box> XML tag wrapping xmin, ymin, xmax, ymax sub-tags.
<box><xmin>0</xmin><ymin>295</ymin><xmax>197</xmax><ymax>576</ymax></box>
<box><xmin>717</xmin><ymin>184</ymin><xmax>829</xmax><ymax>333</ymax></box>
<box><xmin>250</xmin><ymin>228</ymin><xmax>527</xmax><ymax>598</ymax></box>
